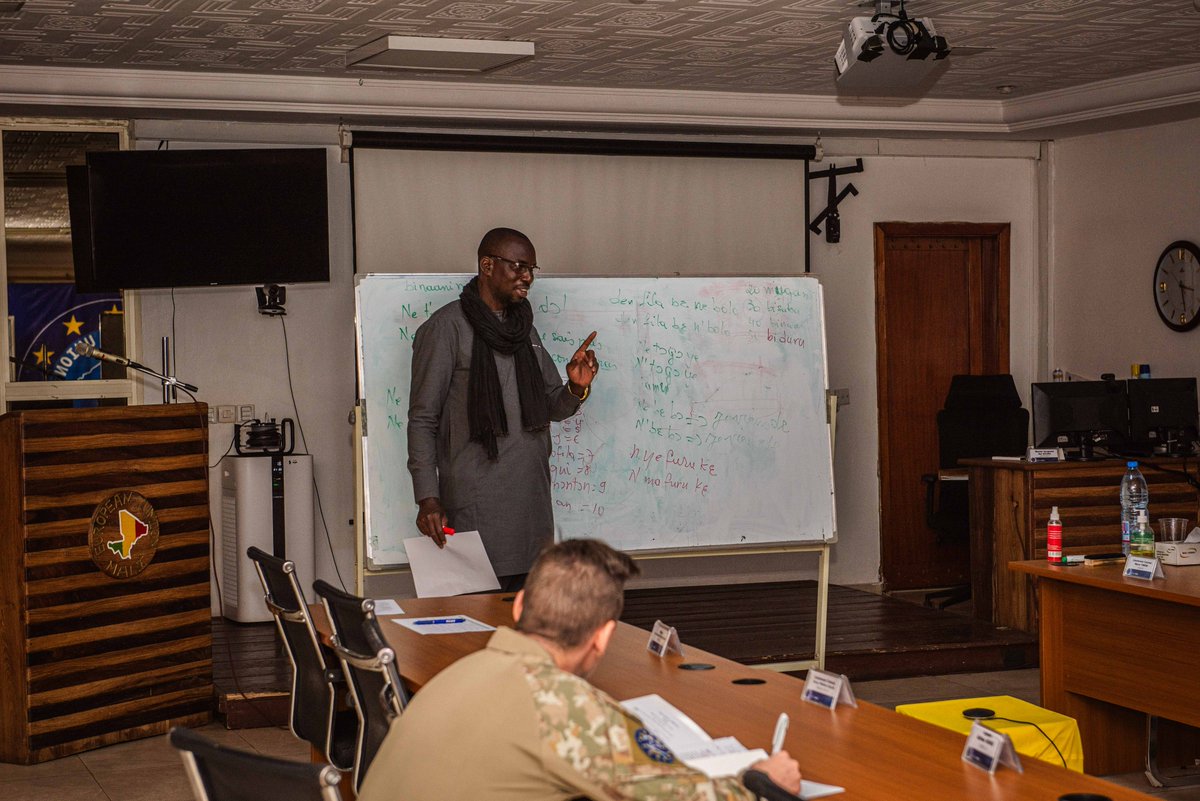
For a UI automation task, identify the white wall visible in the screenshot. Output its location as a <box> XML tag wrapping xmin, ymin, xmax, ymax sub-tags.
<box><xmin>130</xmin><ymin>123</ymin><xmax>358</xmax><ymax>610</ymax></box>
<box><xmin>812</xmin><ymin>153</ymin><xmax>1041</xmax><ymax>587</ymax></box>
<box><xmin>129</xmin><ymin>120</ymin><xmax>1041</xmax><ymax>597</ymax></box>
<box><xmin>1049</xmin><ymin>118</ymin><xmax>1200</xmax><ymax>379</ymax></box>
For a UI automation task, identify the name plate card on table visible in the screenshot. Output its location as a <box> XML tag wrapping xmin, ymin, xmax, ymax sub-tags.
<box><xmin>647</xmin><ymin>620</ymin><xmax>684</xmax><ymax>658</ymax></box>
<box><xmin>1123</xmin><ymin>555</ymin><xmax>1165</xmax><ymax>580</ymax></box>
<box><xmin>962</xmin><ymin>721</ymin><xmax>1023</xmax><ymax>774</ymax></box>
<box><xmin>1025</xmin><ymin>446</ymin><xmax>1065</xmax><ymax>462</ymax></box>
<box><xmin>372</xmin><ymin>599</ymin><xmax>404</xmax><ymax>616</ymax></box>
<box><xmin>802</xmin><ymin>669</ymin><xmax>857</xmax><ymax>710</ymax></box>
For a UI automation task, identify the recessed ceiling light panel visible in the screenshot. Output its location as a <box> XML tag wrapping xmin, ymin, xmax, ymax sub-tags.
<box><xmin>347</xmin><ymin>35</ymin><xmax>534</xmax><ymax>73</ymax></box>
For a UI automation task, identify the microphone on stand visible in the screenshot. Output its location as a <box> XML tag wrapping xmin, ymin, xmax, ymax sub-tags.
<box><xmin>73</xmin><ymin>342</ymin><xmax>199</xmax><ymax>394</ymax></box>
<box><xmin>74</xmin><ymin>341</ymin><xmax>139</xmax><ymax>368</ymax></box>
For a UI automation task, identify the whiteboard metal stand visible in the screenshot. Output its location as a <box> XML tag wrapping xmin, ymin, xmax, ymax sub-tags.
<box><xmin>352</xmin><ymin>274</ymin><xmax>838</xmax><ymax>657</ymax></box>
<box><xmin>352</xmin><ymin>479</ymin><xmax>831</xmax><ymax>670</ymax></box>
<box><xmin>826</xmin><ymin>389</ymin><xmax>840</xmax><ymax>463</ymax></box>
<box><xmin>353</xmin><ymin>402</ymin><xmax>366</xmax><ymax>595</ymax></box>
<box><xmin>352</xmin><ymin>536</ymin><xmax>830</xmax><ymax>672</ymax></box>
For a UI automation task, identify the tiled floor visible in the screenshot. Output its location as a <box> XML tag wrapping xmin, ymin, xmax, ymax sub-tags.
<box><xmin>0</xmin><ymin>723</ymin><xmax>307</xmax><ymax>801</ymax></box>
<box><xmin>2</xmin><ymin>670</ymin><xmax>1196</xmax><ymax>800</ymax></box>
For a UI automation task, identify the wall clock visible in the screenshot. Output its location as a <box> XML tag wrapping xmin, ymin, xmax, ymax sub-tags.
<box><xmin>1154</xmin><ymin>240</ymin><xmax>1200</xmax><ymax>332</ymax></box>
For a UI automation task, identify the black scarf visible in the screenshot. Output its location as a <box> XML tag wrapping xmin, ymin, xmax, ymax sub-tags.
<box><xmin>459</xmin><ymin>277</ymin><xmax>550</xmax><ymax>459</ymax></box>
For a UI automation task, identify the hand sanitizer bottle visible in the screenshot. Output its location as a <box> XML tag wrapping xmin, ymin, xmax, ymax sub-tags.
<box><xmin>1130</xmin><ymin>510</ymin><xmax>1155</xmax><ymax>558</ymax></box>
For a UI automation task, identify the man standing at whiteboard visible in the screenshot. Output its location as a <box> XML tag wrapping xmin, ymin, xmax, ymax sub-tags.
<box><xmin>407</xmin><ymin>227</ymin><xmax>599</xmax><ymax>591</ymax></box>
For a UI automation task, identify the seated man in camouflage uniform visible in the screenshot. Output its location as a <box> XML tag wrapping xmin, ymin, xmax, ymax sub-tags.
<box><xmin>357</xmin><ymin>538</ymin><xmax>801</xmax><ymax>801</ymax></box>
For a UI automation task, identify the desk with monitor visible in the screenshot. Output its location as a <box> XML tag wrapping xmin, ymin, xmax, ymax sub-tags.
<box><xmin>964</xmin><ymin>376</ymin><xmax>1200</xmax><ymax>631</ymax></box>
<box><xmin>314</xmin><ymin>594</ymin><xmax>1155</xmax><ymax>801</ymax></box>
<box><xmin>1031</xmin><ymin>377</ymin><xmax>1199</xmax><ymax>461</ymax></box>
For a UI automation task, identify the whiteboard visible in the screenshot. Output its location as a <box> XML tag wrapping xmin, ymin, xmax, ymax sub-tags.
<box><xmin>355</xmin><ymin>274</ymin><xmax>835</xmax><ymax>566</ymax></box>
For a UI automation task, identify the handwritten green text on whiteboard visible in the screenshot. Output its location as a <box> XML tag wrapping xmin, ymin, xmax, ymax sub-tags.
<box><xmin>355</xmin><ymin>274</ymin><xmax>836</xmax><ymax>565</ymax></box>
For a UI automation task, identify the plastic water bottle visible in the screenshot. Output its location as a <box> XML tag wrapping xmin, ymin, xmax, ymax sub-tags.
<box><xmin>1119</xmin><ymin>461</ymin><xmax>1149</xmax><ymax>556</ymax></box>
<box><xmin>1130</xmin><ymin>509</ymin><xmax>1155</xmax><ymax>558</ymax></box>
<box><xmin>1047</xmin><ymin>506</ymin><xmax>1063</xmax><ymax>564</ymax></box>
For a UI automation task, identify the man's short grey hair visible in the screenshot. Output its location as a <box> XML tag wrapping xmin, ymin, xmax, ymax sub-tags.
<box><xmin>516</xmin><ymin>539</ymin><xmax>640</xmax><ymax>649</ymax></box>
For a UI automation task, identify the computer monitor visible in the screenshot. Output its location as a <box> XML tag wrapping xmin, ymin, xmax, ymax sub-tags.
<box><xmin>1127</xmin><ymin>378</ymin><xmax>1199</xmax><ymax>456</ymax></box>
<box><xmin>1032</xmin><ymin>380</ymin><xmax>1129</xmax><ymax>460</ymax></box>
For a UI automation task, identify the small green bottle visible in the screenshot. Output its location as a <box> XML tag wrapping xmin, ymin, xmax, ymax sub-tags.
<box><xmin>1130</xmin><ymin>510</ymin><xmax>1155</xmax><ymax>558</ymax></box>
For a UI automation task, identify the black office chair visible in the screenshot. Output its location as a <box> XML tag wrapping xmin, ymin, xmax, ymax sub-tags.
<box><xmin>922</xmin><ymin>374</ymin><xmax>1028</xmax><ymax>608</ymax></box>
<box><xmin>170</xmin><ymin>726</ymin><xmax>343</xmax><ymax>801</ymax></box>
<box><xmin>313</xmin><ymin>579</ymin><xmax>410</xmax><ymax>792</ymax></box>
<box><xmin>245</xmin><ymin>546</ymin><xmax>357</xmax><ymax>772</ymax></box>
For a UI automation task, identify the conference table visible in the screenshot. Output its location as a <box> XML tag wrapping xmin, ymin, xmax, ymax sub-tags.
<box><xmin>314</xmin><ymin>594</ymin><xmax>1153</xmax><ymax>801</ymax></box>
<box><xmin>1011</xmin><ymin>559</ymin><xmax>1200</xmax><ymax>776</ymax></box>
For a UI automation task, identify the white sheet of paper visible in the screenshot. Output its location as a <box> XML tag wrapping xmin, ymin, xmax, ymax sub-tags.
<box><xmin>403</xmin><ymin>531</ymin><xmax>500</xmax><ymax>597</ymax></box>
<box><xmin>684</xmin><ymin>749</ymin><xmax>843</xmax><ymax>799</ymax></box>
<box><xmin>680</xmin><ymin>736</ymin><xmax>746</xmax><ymax>761</ymax></box>
<box><xmin>393</xmin><ymin>615</ymin><xmax>495</xmax><ymax>635</ymax></box>
<box><xmin>621</xmin><ymin>694</ymin><xmax>714</xmax><ymax>756</ymax></box>
<box><xmin>1186</xmin><ymin>527</ymin><xmax>1200</xmax><ymax>543</ymax></box>
<box><xmin>685</xmin><ymin>747</ymin><xmax>765</xmax><ymax>777</ymax></box>
<box><xmin>800</xmin><ymin>780</ymin><xmax>847</xmax><ymax>799</ymax></box>
<box><xmin>622</xmin><ymin>694</ymin><xmax>845</xmax><ymax>798</ymax></box>
<box><xmin>372</xmin><ymin>599</ymin><xmax>404</xmax><ymax>616</ymax></box>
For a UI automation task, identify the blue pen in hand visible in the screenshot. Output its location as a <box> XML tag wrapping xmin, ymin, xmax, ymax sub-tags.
<box><xmin>413</xmin><ymin>617</ymin><xmax>466</xmax><ymax>625</ymax></box>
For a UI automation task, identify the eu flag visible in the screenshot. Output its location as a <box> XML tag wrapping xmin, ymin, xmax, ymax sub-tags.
<box><xmin>8</xmin><ymin>283</ymin><xmax>122</xmax><ymax>382</ymax></box>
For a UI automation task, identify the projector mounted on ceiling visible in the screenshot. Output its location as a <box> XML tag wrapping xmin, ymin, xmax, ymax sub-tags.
<box><xmin>834</xmin><ymin>0</ymin><xmax>950</xmax><ymax>95</ymax></box>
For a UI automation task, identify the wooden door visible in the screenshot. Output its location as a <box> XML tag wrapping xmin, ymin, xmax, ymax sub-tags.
<box><xmin>875</xmin><ymin>223</ymin><xmax>1010</xmax><ymax>591</ymax></box>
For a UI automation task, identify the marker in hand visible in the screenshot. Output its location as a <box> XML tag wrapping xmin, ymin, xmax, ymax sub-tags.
<box><xmin>771</xmin><ymin>712</ymin><xmax>789</xmax><ymax>755</ymax></box>
<box><xmin>443</xmin><ymin>526</ymin><xmax>455</xmax><ymax>536</ymax></box>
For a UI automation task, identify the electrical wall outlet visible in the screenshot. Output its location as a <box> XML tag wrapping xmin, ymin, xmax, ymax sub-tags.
<box><xmin>216</xmin><ymin>405</ymin><xmax>236</xmax><ymax>423</ymax></box>
<box><xmin>237</xmin><ymin>404</ymin><xmax>255</xmax><ymax>423</ymax></box>
<box><xmin>207</xmin><ymin>407</ymin><xmax>217</xmax><ymax>424</ymax></box>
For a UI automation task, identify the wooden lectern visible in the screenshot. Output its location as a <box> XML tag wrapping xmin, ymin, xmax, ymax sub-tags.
<box><xmin>0</xmin><ymin>403</ymin><xmax>213</xmax><ymax>764</ymax></box>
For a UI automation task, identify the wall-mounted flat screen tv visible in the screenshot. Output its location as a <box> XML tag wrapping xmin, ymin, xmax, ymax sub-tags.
<box><xmin>69</xmin><ymin>148</ymin><xmax>329</xmax><ymax>291</ymax></box>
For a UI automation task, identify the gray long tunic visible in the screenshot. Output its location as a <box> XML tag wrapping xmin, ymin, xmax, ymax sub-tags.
<box><xmin>407</xmin><ymin>300</ymin><xmax>583</xmax><ymax>576</ymax></box>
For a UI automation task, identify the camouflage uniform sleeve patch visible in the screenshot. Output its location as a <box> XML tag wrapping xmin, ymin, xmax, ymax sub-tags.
<box><xmin>525</xmin><ymin>661</ymin><xmax>754</xmax><ymax>801</ymax></box>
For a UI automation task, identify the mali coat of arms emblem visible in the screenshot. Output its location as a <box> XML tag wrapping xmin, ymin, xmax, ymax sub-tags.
<box><xmin>88</xmin><ymin>491</ymin><xmax>160</xmax><ymax>579</ymax></box>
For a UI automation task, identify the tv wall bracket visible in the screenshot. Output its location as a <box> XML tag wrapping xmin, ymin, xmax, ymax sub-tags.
<box><xmin>809</xmin><ymin>158</ymin><xmax>864</xmax><ymax>244</ymax></box>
